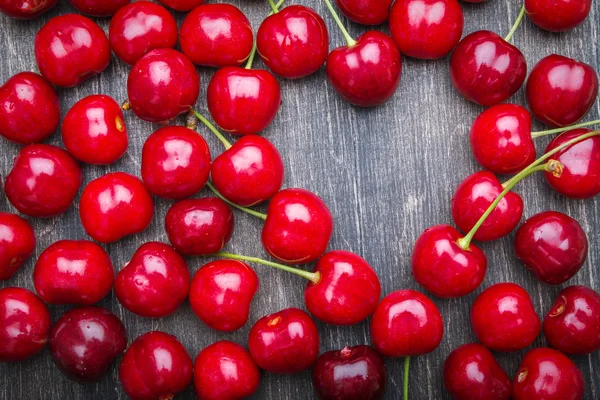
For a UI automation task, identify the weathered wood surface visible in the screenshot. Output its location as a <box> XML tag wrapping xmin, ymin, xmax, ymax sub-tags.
<box><xmin>1</xmin><ymin>1</ymin><xmax>599</xmax><ymax>399</ymax></box>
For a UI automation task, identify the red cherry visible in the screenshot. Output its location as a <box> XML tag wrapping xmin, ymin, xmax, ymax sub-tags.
<box><xmin>33</xmin><ymin>240</ymin><xmax>114</xmax><ymax>305</ymax></box>
<box><xmin>79</xmin><ymin>172</ymin><xmax>155</xmax><ymax>243</ymax></box>
<box><xmin>312</xmin><ymin>345</ymin><xmax>387</xmax><ymax>400</ymax></box>
<box><xmin>543</xmin><ymin>285</ymin><xmax>600</xmax><ymax>355</ymax></box>
<box><xmin>165</xmin><ymin>198</ymin><xmax>234</xmax><ymax>255</ymax></box>
<box><xmin>69</xmin><ymin>0</ymin><xmax>130</xmax><ymax>17</ymax></box>
<box><xmin>512</xmin><ymin>348</ymin><xmax>584</xmax><ymax>400</ymax></box>
<box><xmin>115</xmin><ymin>242</ymin><xmax>190</xmax><ymax>318</ymax></box>
<box><xmin>120</xmin><ymin>331</ymin><xmax>193</xmax><ymax>400</ymax></box>
<box><xmin>180</xmin><ymin>4</ymin><xmax>253</xmax><ymax>67</ymax></box>
<box><xmin>5</xmin><ymin>144</ymin><xmax>82</xmax><ymax>218</ymax></box>
<box><xmin>412</xmin><ymin>225</ymin><xmax>487</xmax><ymax>298</ymax></box>
<box><xmin>0</xmin><ymin>287</ymin><xmax>51</xmax><ymax>362</ymax></box>
<box><xmin>0</xmin><ymin>0</ymin><xmax>57</xmax><ymax>19</ymax></box>
<box><xmin>370</xmin><ymin>290</ymin><xmax>443</xmax><ymax>357</ymax></box>
<box><xmin>0</xmin><ymin>213</ymin><xmax>36</xmax><ymax>281</ymax></box>
<box><xmin>194</xmin><ymin>341</ymin><xmax>260</xmax><ymax>399</ymax></box>
<box><xmin>248</xmin><ymin>308</ymin><xmax>320</xmax><ymax>374</ymax></box>
<box><xmin>450</xmin><ymin>31</ymin><xmax>527</xmax><ymax>106</ymax></box>
<box><xmin>50</xmin><ymin>306</ymin><xmax>127</xmax><ymax>382</ymax></box>
<box><xmin>109</xmin><ymin>1</ymin><xmax>178</xmax><ymax>66</ymax></box>
<box><xmin>34</xmin><ymin>14</ymin><xmax>111</xmax><ymax>87</ymax></box>
<box><xmin>442</xmin><ymin>343</ymin><xmax>511</xmax><ymax>400</ymax></box>
<box><xmin>128</xmin><ymin>48</ymin><xmax>200</xmax><ymax>123</ymax></box>
<box><xmin>471</xmin><ymin>282</ymin><xmax>540</xmax><ymax>352</ymax></box>
<box><xmin>0</xmin><ymin>72</ymin><xmax>60</xmax><ymax>145</ymax></box>
<box><xmin>62</xmin><ymin>95</ymin><xmax>128</xmax><ymax>165</ymax></box>
<box><xmin>334</xmin><ymin>0</ymin><xmax>393</xmax><ymax>25</ymax></box>
<box><xmin>525</xmin><ymin>0</ymin><xmax>591</xmax><ymax>32</ymax></box>
<box><xmin>141</xmin><ymin>126</ymin><xmax>211</xmax><ymax>200</ymax></box>
<box><xmin>189</xmin><ymin>259</ymin><xmax>258</xmax><ymax>331</ymax></box>
<box><xmin>156</xmin><ymin>0</ymin><xmax>204</xmax><ymax>12</ymax></box>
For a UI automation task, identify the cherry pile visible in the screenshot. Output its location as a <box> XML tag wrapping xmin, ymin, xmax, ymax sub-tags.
<box><xmin>0</xmin><ymin>1</ymin><xmax>599</xmax><ymax>400</ymax></box>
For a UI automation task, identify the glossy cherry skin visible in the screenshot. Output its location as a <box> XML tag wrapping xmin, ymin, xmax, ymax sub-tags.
<box><xmin>0</xmin><ymin>72</ymin><xmax>60</xmax><ymax>145</ymax></box>
<box><xmin>442</xmin><ymin>343</ymin><xmax>511</xmax><ymax>400</ymax></box>
<box><xmin>70</xmin><ymin>0</ymin><xmax>130</xmax><ymax>17</ymax></box>
<box><xmin>211</xmin><ymin>135</ymin><xmax>284</xmax><ymax>207</ymax></box>
<box><xmin>370</xmin><ymin>290</ymin><xmax>443</xmax><ymax>357</ymax></box>
<box><xmin>450</xmin><ymin>31</ymin><xmax>527</xmax><ymax>106</ymax></box>
<box><xmin>189</xmin><ymin>259</ymin><xmax>258</xmax><ymax>331</ymax></box>
<box><xmin>327</xmin><ymin>31</ymin><xmax>402</xmax><ymax>107</ymax></box>
<box><xmin>471</xmin><ymin>283</ymin><xmax>540</xmax><ymax>352</ymax></box>
<box><xmin>79</xmin><ymin>172</ymin><xmax>155</xmax><ymax>243</ymax></box>
<box><xmin>262</xmin><ymin>188</ymin><xmax>333</xmax><ymax>264</ymax></box>
<box><xmin>5</xmin><ymin>144</ymin><xmax>82</xmax><ymax>218</ymax></box>
<box><xmin>0</xmin><ymin>287</ymin><xmax>51</xmax><ymax>362</ymax></box>
<box><xmin>165</xmin><ymin>198</ymin><xmax>234</xmax><ymax>256</ymax></box>
<box><xmin>257</xmin><ymin>5</ymin><xmax>329</xmax><ymax>79</ymax></box>
<box><xmin>35</xmin><ymin>14</ymin><xmax>111</xmax><ymax>87</ymax></box>
<box><xmin>0</xmin><ymin>0</ymin><xmax>57</xmax><ymax>19</ymax></box>
<box><xmin>543</xmin><ymin>285</ymin><xmax>600</xmax><ymax>355</ymax></box>
<box><xmin>33</xmin><ymin>240</ymin><xmax>114</xmax><ymax>305</ymax></box>
<box><xmin>115</xmin><ymin>242</ymin><xmax>190</xmax><ymax>318</ymax></box>
<box><xmin>334</xmin><ymin>0</ymin><xmax>393</xmax><ymax>25</ymax></box>
<box><xmin>512</xmin><ymin>348</ymin><xmax>584</xmax><ymax>400</ymax></box>
<box><xmin>412</xmin><ymin>225</ymin><xmax>487</xmax><ymax>298</ymax></box>
<box><xmin>62</xmin><ymin>95</ymin><xmax>128</xmax><ymax>165</ymax></box>
<box><xmin>128</xmin><ymin>48</ymin><xmax>200</xmax><ymax>123</ymax></box>
<box><xmin>194</xmin><ymin>341</ymin><xmax>260</xmax><ymax>400</ymax></box>
<box><xmin>157</xmin><ymin>0</ymin><xmax>204</xmax><ymax>12</ymax></box>
<box><xmin>525</xmin><ymin>0</ymin><xmax>591</xmax><ymax>32</ymax></box>
<box><xmin>305</xmin><ymin>250</ymin><xmax>381</xmax><ymax>325</ymax></box>
<box><xmin>515</xmin><ymin>211</ymin><xmax>588</xmax><ymax>285</ymax></box>
<box><xmin>526</xmin><ymin>55</ymin><xmax>598</xmax><ymax>127</ymax></box>
<box><xmin>141</xmin><ymin>126</ymin><xmax>211</xmax><ymax>200</ymax></box>
<box><xmin>0</xmin><ymin>213</ymin><xmax>36</xmax><ymax>281</ymax></box>
<box><xmin>180</xmin><ymin>4</ymin><xmax>253</xmax><ymax>67</ymax></box>
<box><xmin>248</xmin><ymin>308</ymin><xmax>320</xmax><ymax>374</ymax></box>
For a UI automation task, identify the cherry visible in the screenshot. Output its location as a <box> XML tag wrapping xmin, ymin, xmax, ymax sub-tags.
<box><xmin>512</xmin><ymin>348</ymin><xmax>584</xmax><ymax>400</ymax></box>
<box><xmin>109</xmin><ymin>1</ymin><xmax>178</xmax><ymax>66</ymax></box>
<box><xmin>180</xmin><ymin>4</ymin><xmax>253</xmax><ymax>68</ymax></box>
<box><xmin>33</xmin><ymin>240</ymin><xmax>114</xmax><ymax>305</ymax></box>
<box><xmin>515</xmin><ymin>211</ymin><xmax>588</xmax><ymax>284</ymax></box>
<box><xmin>442</xmin><ymin>343</ymin><xmax>511</xmax><ymax>400</ymax></box>
<box><xmin>334</xmin><ymin>0</ymin><xmax>393</xmax><ymax>25</ymax></box>
<box><xmin>312</xmin><ymin>345</ymin><xmax>387</xmax><ymax>400</ymax></box>
<box><xmin>79</xmin><ymin>172</ymin><xmax>154</xmax><ymax>243</ymax></box>
<box><xmin>193</xmin><ymin>341</ymin><xmax>260</xmax><ymax>399</ymax></box>
<box><xmin>119</xmin><ymin>331</ymin><xmax>193</xmax><ymax>400</ymax></box>
<box><xmin>471</xmin><ymin>282</ymin><xmax>540</xmax><ymax>352</ymax></box>
<box><xmin>141</xmin><ymin>126</ymin><xmax>211</xmax><ymax>200</ymax></box>
<box><xmin>5</xmin><ymin>144</ymin><xmax>82</xmax><ymax>218</ymax></box>
<box><xmin>543</xmin><ymin>285</ymin><xmax>600</xmax><ymax>355</ymax></box>
<box><xmin>189</xmin><ymin>259</ymin><xmax>258</xmax><ymax>332</ymax></box>
<box><xmin>525</xmin><ymin>0</ymin><xmax>591</xmax><ymax>32</ymax></box>
<box><xmin>0</xmin><ymin>287</ymin><xmax>51</xmax><ymax>362</ymax></box>
<box><xmin>127</xmin><ymin>48</ymin><xmax>199</xmax><ymax>123</ymax></box>
<box><xmin>69</xmin><ymin>0</ymin><xmax>130</xmax><ymax>17</ymax></box>
<box><xmin>165</xmin><ymin>198</ymin><xmax>234</xmax><ymax>255</ymax></box>
<box><xmin>49</xmin><ymin>306</ymin><xmax>127</xmax><ymax>383</ymax></box>
<box><xmin>248</xmin><ymin>308</ymin><xmax>320</xmax><ymax>374</ymax></box>
<box><xmin>156</xmin><ymin>0</ymin><xmax>204</xmax><ymax>12</ymax></box>
<box><xmin>0</xmin><ymin>72</ymin><xmax>60</xmax><ymax>145</ymax></box>
<box><xmin>62</xmin><ymin>95</ymin><xmax>128</xmax><ymax>165</ymax></box>
<box><xmin>115</xmin><ymin>242</ymin><xmax>190</xmax><ymax>318</ymax></box>
<box><xmin>35</xmin><ymin>14</ymin><xmax>111</xmax><ymax>87</ymax></box>
<box><xmin>0</xmin><ymin>213</ymin><xmax>36</xmax><ymax>281</ymax></box>
<box><xmin>0</xmin><ymin>0</ymin><xmax>57</xmax><ymax>19</ymax></box>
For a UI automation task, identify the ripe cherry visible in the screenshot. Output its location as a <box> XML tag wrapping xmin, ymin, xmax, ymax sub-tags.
<box><xmin>156</xmin><ymin>0</ymin><xmax>204</xmax><ymax>12</ymax></box>
<box><xmin>0</xmin><ymin>0</ymin><xmax>57</xmax><ymax>19</ymax></box>
<box><xmin>525</xmin><ymin>0</ymin><xmax>591</xmax><ymax>32</ymax></box>
<box><xmin>334</xmin><ymin>0</ymin><xmax>393</xmax><ymax>25</ymax></box>
<box><xmin>69</xmin><ymin>0</ymin><xmax>130</xmax><ymax>17</ymax></box>
<box><xmin>0</xmin><ymin>213</ymin><xmax>36</xmax><ymax>281</ymax></box>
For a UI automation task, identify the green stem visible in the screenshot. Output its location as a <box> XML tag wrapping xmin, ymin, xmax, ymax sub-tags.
<box><xmin>216</xmin><ymin>252</ymin><xmax>320</xmax><ymax>283</ymax></box>
<box><xmin>504</xmin><ymin>4</ymin><xmax>525</xmax><ymax>42</ymax></box>
<box><xmin>531</xmin><ymin>119</ymin><xmax>600</xmax><ymax>138</ymax></box>
<box><xmin>206</xmin><ymin>182</ymin><xmax>268</xmax><ymax>221</ymax></box>
<box><xmin>245</xmin><ymin>40</ymin><xmax>257</xmax><ymax>70</ymax></box>
<box><xmin>404</xmin><ymin>356</ymin><xmax>410</xmax><ymax>400</ymax></box>
<box><xmin>275</xmin><ymin>0</ymin><xmax>285</xmax><ymax>8</ymax></box>
<box><xmin>191</xmin><ymin>109</ymin><xmax>232</xmax><ymax>150</ymax></box>
<box><xmin>268</xmin><ymin>0</ymin><xmax>279</xmax><ymax>13</ymax></box>
<box><xmin>322</xmin><ymin>0</ymin><xmax>357</xmax><ymax>47</ymax></box>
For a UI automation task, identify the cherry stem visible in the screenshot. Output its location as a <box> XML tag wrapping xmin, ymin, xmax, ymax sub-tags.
<box><xmin>504</xmin><ymin>5</ymin><xmax>525</xmax><ymax>42</ymax></box>
<box><xmin>531</xmin><ymin>119</ymin><xmax>600</xmax><ymax>138</ymax></box>
<box><xmin>403</xmin><ymin>356</ymin><xmax>410</xmax><ymax>400</ymax></box>
<box><xmin>245</xmin><ymin>40</ymin><xmax>257</xmax><ymax>69</ymax></box>
<box><xmin>206</xmin><ymin>182</ymin><xmax>268</xmax><ymax>221</ymax></box>
<box><xmin>322</xmin><ymin>0</ymin><xmax>357</xmax><ymax>47</ymax></box>
<box><xmin>190</xmin><ymin>109</ymin><xmax>232</xmax><ymax>150</ymax></box>
<box><xmin>268</xmin><ymin>0</ymin><xmax>279</xmax><ymax>13</ymax></box>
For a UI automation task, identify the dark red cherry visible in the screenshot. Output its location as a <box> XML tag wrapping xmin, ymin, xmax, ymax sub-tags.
<box><xmin>0</xmin><ymin>287</ymin><xmax>51</xmax><ymax>362</ymax></box>
<box><xmin>0</xmin><ymin>0</ymin><xmax>57</xmax><ymax>19</ymax></box>
<box><xmin>370</xmin><ymin>290</ymin><xmax>443</xmax><ymax>357</ymax></box>
<box><xmin>525</xmin><ymin>0</ymin><xmax>591</xmax><ymax>32</ymax></box>
<box><xmin>450</xmin><ymin>30</ymin><xmax>527</xmax><ymax>106</ymax></box>
<box><xmin>35</xmin><ymin>14</ymin><xmax>111</xmax><ymax>87</ymax></box>
<box><xmin>115</xmin><ymin>242</ymin><xmax>190</xmax><ymax>318</ymax></box>
<box><xmin>334</xmin><ymin>0</ymin><xmax>393</xmax><ymax>25</ymax></box>
<box><xmin>443</xmin><ymin>343</ymin><xmax>511</xmax><ymax>400</ymax></box>
<box><xmin>69</xmin><ymin>0</ymin><xmax>130</xmax><ymax>17</ymax></box>
<box><xmin>471</xmin><ymin>282</ymin><xmax>540</xmax><ymax>352</ymax></box>
<box><xmin>543</xmin><ymin>285</ymin><xmax>600</xmax><ymax>355</ymax></box>
<box><xmin>33</xmin><ymin>240</ymin><xmax>114</xmax><ymax>305</ymax></box>
<box><xmin>156</xmin><ymin>0</ymin><xmax>204</xmax><ymax>12</ymax></box>
<box><xmin>5</xmin><ymin>144</ymin><xmax>82</xmax><ymax>218</ymax></box>
<box><xmin>79</xmin><ymin>172</ymin><xmax>155</xmax><ymax>243</ymax></box>
<box><xmin>312</xmin><ymin>345</ymin><xmax>387</xmax><ymax>400</ymax></box>
<box><xmin>0</xmin><ymin>72</ymin><xmax>60</xmax><ymax>145</ymax></box>
<box><xmin>50</xmin><ymin>307</ymin><xmax>127</xmax><ymax>383</ymax></box>
<box><xmin>120</xmin><ymin>331</ymin><xmax>193</xmax><ymax>400</ymax></box>
<box><xmin>0</xmin><ymin>213</ymin><xmax>36</xmax><ymax>281</ymax></box>
<box><xmin>141</xmin><ymin>126</ymin><xmax>211</xmax><ymax>200</ymax></box>
<box><xmin>248</xmin><ymin>308</ymin><xmax>320</xmax><ymax>374</ymax></box>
